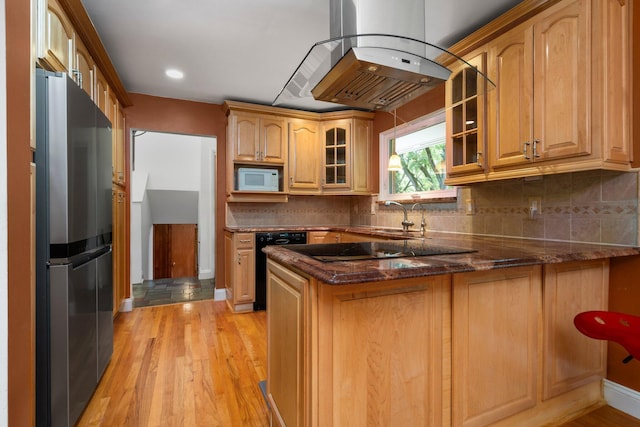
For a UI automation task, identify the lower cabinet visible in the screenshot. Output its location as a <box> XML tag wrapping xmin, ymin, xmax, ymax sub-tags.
<box><xmin>542</xmin><ymin>259</ymin><xmax>608</xmax><ymax>400</ymax></box>
<box><xmin>307</xmin><ymin>231</ymin><xmax>341</xmax><ymax>244</ymax></box>
<box><xmin>267</xmin><ymin>259</ymin><xmax>609</xmax><ymax>427</ymax></box>
<box><xmin>452</xmin><ymin>266</ymin><xmax>541</xmax><ymax>427</ymax></box>
<box><xmin>266</xmin><ymin>260</ymin><xmax>308</xmax><ymax>427</ymax></box>
<box><xmin>224</xmin><ymin>231</ymin><xmax>255</xmax><ymax>312</ymax></box>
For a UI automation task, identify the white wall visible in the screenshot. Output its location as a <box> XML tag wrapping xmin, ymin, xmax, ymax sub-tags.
<box><xmin>0</xmin><ymin>0</ymin><xmax>8</xmax><ymax>419</ymax></box>
<box><xmin>131</xmin><ymin>131</ymin><xmax>216</xmax><ymax>283</ymax></box>
<box><xmin>135</xmin><ymin>131</ymin><xmax>202</xmax><ymax>191</ymax></box>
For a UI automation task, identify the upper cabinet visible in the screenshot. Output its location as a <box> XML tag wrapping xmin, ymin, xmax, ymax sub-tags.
<box><xmin>39</xmin><ymin>0</ymin><xmax>74</xmax><ymax>74</ymax></box>
<box><xmin>489</xmin><ymin>0</ymin><xmax>590</xmax><ymax>169</ymax></box>
<box><xmin>288</xmin><ymin>119</ymin><xmax>322</xmax><ymax>194</ymax></box>
<box><xmin>224</xmin><ymin>101</ymin><xmax>374</xmax><ymax>201</ymax></box>
<box><xmin>445</xmin><ymin>0</ymin><xmax>633</xmax><ymax>185</ymax></box>
<box><xmin>321</xmin><ymin>118</ymin><xmax>372</xmax><ymax>194</ymax></box>
<box><xmin>229</xmin><ymin>112</ymin><xmax>286</xmax><ymax>164</ymax></box>
<box><xmin>74</xmin><ymin>36</ymin><xmax>94</xmax><ymax>97</ymax></box>
<box><xmin>445</xmin><ymin>52</ymin><xmax>487</xmax><ymax>179</ymax></box>
<box><xmin>322</xmin><ymin>119</ymin><xmax>350</xmax><ymax>190</ymax></box>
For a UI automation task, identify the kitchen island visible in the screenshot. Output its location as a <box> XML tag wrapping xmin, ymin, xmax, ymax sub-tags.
<box><xmin>263</xmin><ymin>232</ymin><xmax>640</xmax><ymax>427</ymax></box>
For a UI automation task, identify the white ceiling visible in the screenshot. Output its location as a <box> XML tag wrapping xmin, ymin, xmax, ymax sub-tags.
<box><xmin>80</xmin><ymin>0</ymin><xmax>522</xmax><ymax>109</ymax></box>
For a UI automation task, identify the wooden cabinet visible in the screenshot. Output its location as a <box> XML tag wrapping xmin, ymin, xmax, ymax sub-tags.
<box><xmin>224</xmin><ymin>101</ymin><xmax>373</xmax><ymax>200</ymax></box>
<box><xmin>107</xmin><ymin>93</ymin><xmax>126</xmax><ymax>186</ymax></box>
<box><xmin>229</xmin><ymin>112</ymin><xmax>286</xmax><ymax>164</ymax></box>
<box><xmin>267</xmin><ymin>261</ymin><xmax>450</xmax><ymax>427</ymax></box>
<box><xmin>266</xmin><ymin>256</ymin><xmax>611</xmax><ymax>427</ymax></box>
<box><xmin>38</xmin><ymin>0</ymin><xmax>74</xmax><ymax>74</ymax></box>
<box><xmin>307</xmin><ymin>231</ymin><xmax>341</xmax><ymax>244</ymax></box>
<box><xmin>266</xmin><ymin>260</ymin><xmax>308</xmax><ymax>427</ymax></box>
<box><xmin>542</xmin><ymin>259</ymin><xmax>608</xmax><ymax>400</ymax></box>
<box><xmin>94</xmin><ymin>67</ymin><xmax>109</xmax><ymax>116</ymax></box>
<box><xmin>321</xmin><ymin>118</ymin><xmax>373</xmax><ymax>194</ymax></box>
<box><xmin>112</xmin><ymin>188</ymin><xmax>127</xmax><ymax>316</ymax></box>
<box><xmin>74</xmin><ymin>36</ymin><xmax>94</xmax><ymax>98</ymax></box>
<box><xmin>445</xmin><ymin>0</ymin><xmax>632</xmax><ymax>185</ymax></box>
<box><xmin>446</xmin><ymin>52</ymin><xmax>487</xmax><ymax>178</ymax></box>
<box><xmin>351</xmin><ymin>118</ymin><xmax>372</xmax><ymax>193</ymax></box>
<box><xmin>321</xmin><ymin>120</ymin><xmax>350</xmax><ymax>190</ymax></box>
<box><xmin>224</xmin><ymin>231</ymin><xmax>255</xmax><ymax>312</ymax></box>
<box><xmin>288</xmin><ymin>119</ymin><xmax>321</xmax><ymax>194</ymax></box>
<box><xmin>452</xmin><ymin>266</ymin><xmax>541</xmax><ymax>427</ymax></box>
<box><xmin>488</xmin><ymin>0</ymin><xmax>590</xmax><ymax>170</ymax></box>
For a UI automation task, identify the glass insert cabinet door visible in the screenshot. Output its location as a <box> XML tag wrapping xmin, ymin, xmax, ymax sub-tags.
<box><xmin>323</xmin><ymin>120</ymin><xmax>350</xmax><ymax>187</ymax></box>
<box><xmin>446</xmin><ymin>53</ymin><xmax>487</xmax><ymax>175</ymax></box>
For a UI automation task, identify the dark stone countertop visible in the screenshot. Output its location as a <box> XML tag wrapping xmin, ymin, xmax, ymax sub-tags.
<box><xmin>262</xmin><ymin>231</ymin><xmax>640</xmax><ymax>285</ymax></box>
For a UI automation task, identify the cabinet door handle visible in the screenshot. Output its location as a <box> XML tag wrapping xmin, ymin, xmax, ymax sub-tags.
<box><xmin>256</xmin><ymin>151</ymin><xmax>260</xmax><ymax>160</ymax></box>
<box><xmin>237</xmin><ymin>255</ymin><xmax>241</xmax><ymax>264</ymax></box>
<box><xmin>476</xmin><ymin>152</ymin><xmax>483</xmax><ymax>168</ymax></box>
<box><xmin>71</xmin><ymin>69</ymin><xmax>83</xmax><ymax>88</ymax></box>
<box><xmin>289</xmin><ymin>176</ymin><xmax>293</xmax><ymax>185</ymax></box>
<box><xmin>533</xmin><ymin>139</ymin><xmax>541</xmax><ymax>158</ymax></box>
<box><xmin>239</xmin><ymin>239</ymin><xmax>251</xmax><ymax>244</ymax></box>
<box><xmin>523</xmin><ymin>141</ymin><xmax>531</xmax><ymax>160</ymax></box>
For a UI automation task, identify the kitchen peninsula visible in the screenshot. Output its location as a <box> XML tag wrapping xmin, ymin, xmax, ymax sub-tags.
<box><xmin>263</xmin><ymin>232</ymin><xmax>640</xmax><ymax>427</ymax></box>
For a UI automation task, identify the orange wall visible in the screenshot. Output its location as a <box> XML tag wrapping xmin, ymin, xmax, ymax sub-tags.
<box><xmin>608</xmin><ymin>256</ymin><xmax>640</xmax><ymax>391</ymax></box>
<box><xmin>124</xmin><ymin>94</ymin><xmax>227</xmax><ymax>288</ymax></box>
<box><xmin>371</xmin><ymin>84</ymin><xmax>446</xmax><ymax>192</ymax></box>
<box><xmin>6</xmin><ymin>0</ymin><xmax>36</xmax><ymax>423</ymax></box>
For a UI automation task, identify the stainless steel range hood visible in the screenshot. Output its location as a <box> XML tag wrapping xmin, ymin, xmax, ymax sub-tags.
<box><xmin>310</xmin><ymin>45</ymin><xmax>451</xmax><ymax>111</ymax></box>
<box><xmin>273</xmin><ymin>0</ymin><xmax>496</xmax><ymax>112</ymax></box>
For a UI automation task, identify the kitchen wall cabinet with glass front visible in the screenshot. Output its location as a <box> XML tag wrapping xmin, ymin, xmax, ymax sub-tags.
<box><xmin>444</xmin><ymin>0</ymin><xmax>633</xmax><ymax>185</ymax></box>
<box><xmin>321</xmin><ymin>117</ymin><xmax>373</xmax><ymax>194</ymax></box>
<box><xmin>445</xmin><ymin>51</ymin><xmax>488</xmax><ymax>184</ymax></box>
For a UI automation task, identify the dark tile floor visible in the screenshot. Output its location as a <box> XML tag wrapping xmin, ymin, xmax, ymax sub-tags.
<box><xmin>132</xmin><ymin>277</ymin><xmax>215</xmax><ymax>308</ymax></box>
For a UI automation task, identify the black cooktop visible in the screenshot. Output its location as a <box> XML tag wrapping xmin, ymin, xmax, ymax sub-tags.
<box><xmin>284</xmin><ymin>241</ymin><xmax>476</xmax><ymax>262</ymax></box>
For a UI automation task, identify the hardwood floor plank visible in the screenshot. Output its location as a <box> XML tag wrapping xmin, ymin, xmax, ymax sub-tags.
<box><xmin>78</xmin><ymin>298</ymin><xmax>640</xmax><ymax>426</ymax></box>
<box><xmin>77</xmin><ymin>300</ymin><xmax>269</xmax><ymax>427</ymax></box>
<box><xmin>560</xmin><ymin>405</ymin><xmax>640</xmax><ymax>427</ymax></box>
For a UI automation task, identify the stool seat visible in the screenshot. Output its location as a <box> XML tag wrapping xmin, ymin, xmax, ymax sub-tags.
<box><xmin>574</xmin><ymin>311</ymin><xmax>640</xmax><ymax>364</ymax></box>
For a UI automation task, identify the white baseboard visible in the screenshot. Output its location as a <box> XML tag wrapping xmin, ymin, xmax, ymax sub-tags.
<box><xmin>604</xmin><ymin>378</ymin><xmax>640</xmax><ymax>420</ymax></box>
<box><xmin>119</xmin><ymin>297</ymin><xmax>133</xmax><ymax>312</ymax></box>
<box><xmin>214</xmin><ymin>288</ymin><xmax>226</xmax><ymax>301</ymax></box>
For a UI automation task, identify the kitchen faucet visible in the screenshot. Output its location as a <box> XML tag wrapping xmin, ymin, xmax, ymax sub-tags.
<box><xmin>412</xmin><ymin>203</ymin><xmax>427</xmax><ymax>237</ymax></box>
<box><xmin>384</xmin><ymin>201</ymin><xmax>414</xmax><ymax>232</ymax></box>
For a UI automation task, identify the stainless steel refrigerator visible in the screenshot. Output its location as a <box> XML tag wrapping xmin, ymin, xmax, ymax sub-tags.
<box><xmin>35</xmin><ymin>69</ymin><xmax>114</xmax><ymax>427</ymax></box>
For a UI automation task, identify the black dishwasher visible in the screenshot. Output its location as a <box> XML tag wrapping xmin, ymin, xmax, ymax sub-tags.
<box><xmin>254</xmin><ymin>231</ymin><xmax>307</xmax><ymax>310</ymax></box>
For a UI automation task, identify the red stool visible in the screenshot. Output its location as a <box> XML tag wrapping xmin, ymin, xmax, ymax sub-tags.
<box><xmin>574</xmin><ymin>311</ymin><xmax>640</xmax><ymax>364</ymax></box>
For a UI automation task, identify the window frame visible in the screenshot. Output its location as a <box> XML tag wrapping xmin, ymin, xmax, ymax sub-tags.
<box><xmin>379</xmin><ymin>109</ymin><xmax>456</xmax><ymax>202</ymax></box>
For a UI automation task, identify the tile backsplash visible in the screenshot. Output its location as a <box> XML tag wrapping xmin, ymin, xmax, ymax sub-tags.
<box><xmin>227</xmin><ymin>170</ymin><xmax>639</xmax><ymax>246</ymax></box>
<box><xmin>356</xmin><ymin>170</ymin><xmax>639</xmax><ymax>246</ymax></box>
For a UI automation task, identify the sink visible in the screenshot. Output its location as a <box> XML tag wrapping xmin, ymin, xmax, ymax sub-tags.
<box><xmin>368</xmin><ymin>227</ymin><xmax>425</xmax><ymax>238</ymax></box>
<box><xmin>285</xmin><ymin>241</ymin><xmax>476</xmax><ymax>262</ymax></box>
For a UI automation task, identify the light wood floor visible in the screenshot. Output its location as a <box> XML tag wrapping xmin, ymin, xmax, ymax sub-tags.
<box><xmin>78</xmin><ymin>300</ymin><xmax>269</xmax><ymax>426</ymax></box>
<box><xmin>78</xmin><ymin>299</ymin><xmax>639</xmax><ymax>426</ymax></box>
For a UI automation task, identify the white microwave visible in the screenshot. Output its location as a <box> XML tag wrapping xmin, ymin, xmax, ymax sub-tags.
<box><xmin>237</xmin><ymin>167</ymin><xmax>279</xmax><ymax>192</ymax></box>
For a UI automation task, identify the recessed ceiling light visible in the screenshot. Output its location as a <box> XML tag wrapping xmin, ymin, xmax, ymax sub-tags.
<box><xmin>165</xmin><ymin>69</ymin><xmax>184</xmax><ymax>79</ymax></box>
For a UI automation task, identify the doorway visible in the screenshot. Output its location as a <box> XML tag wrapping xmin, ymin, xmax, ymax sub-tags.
<box><xmin>153</xmin><ymin>224</ymin><xmax>197</xmax><ymax>279</ymax></box>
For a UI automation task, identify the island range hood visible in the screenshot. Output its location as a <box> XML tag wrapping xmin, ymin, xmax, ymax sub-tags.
<box><xmin>273</xmin><ymin>0</ymin><xmax>495</xmax><ymax>112</ymax></box>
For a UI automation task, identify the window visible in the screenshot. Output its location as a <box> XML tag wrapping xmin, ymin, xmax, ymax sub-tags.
<box><xmin>380</xmin><ymin>109</ymin><xmax>456</xmax><ymax>202</ymax></box>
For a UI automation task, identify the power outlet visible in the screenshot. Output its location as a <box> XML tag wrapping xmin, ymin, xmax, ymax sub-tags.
<box><xmin>465</xmin><ymin>198</ymin><xmax>475</xmax><ymax>215</ymax></box>
<box><xmin>528</xmin><ymin>197</ymin><xmax>542</xmax><ymax>219</ymax></box>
